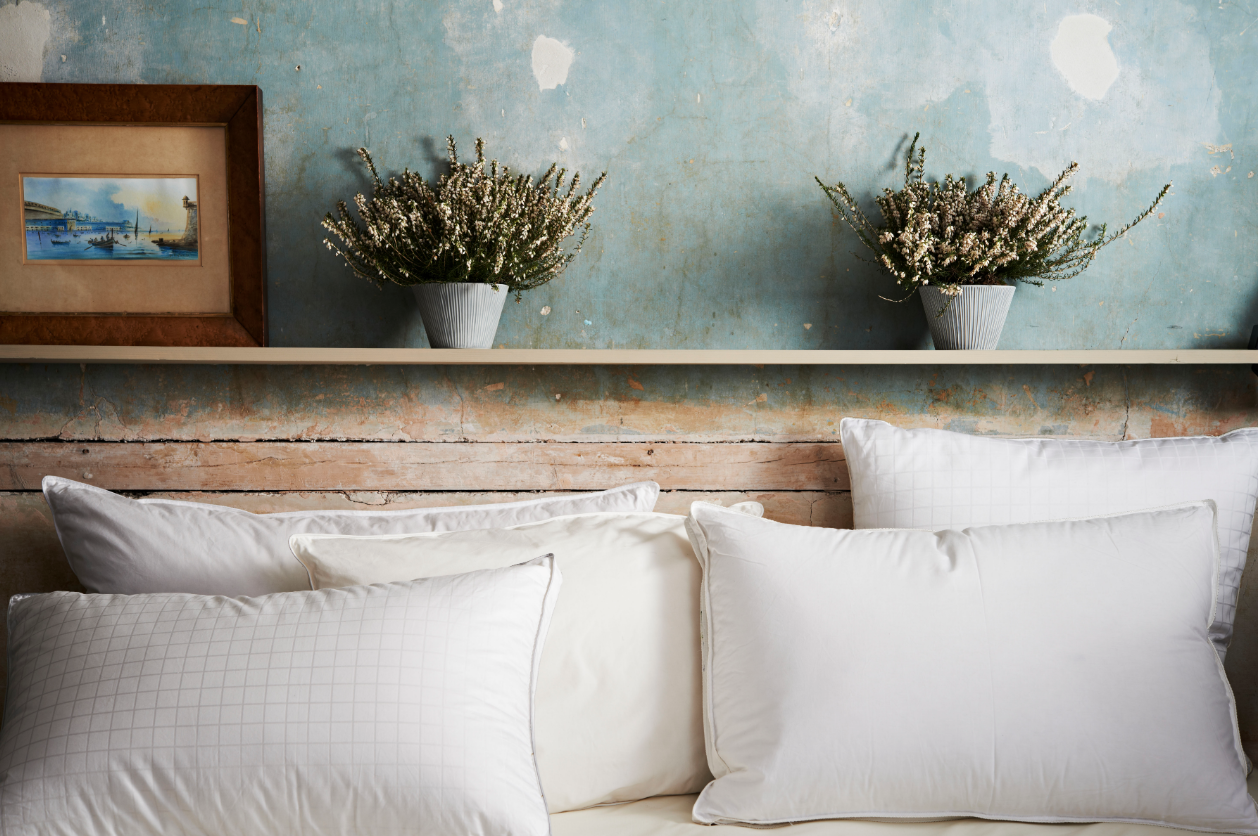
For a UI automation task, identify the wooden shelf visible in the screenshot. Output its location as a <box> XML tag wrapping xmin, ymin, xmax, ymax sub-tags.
<box><xmin>0</xmin><ymin>346</ymin><xmax>1254</xmax><ymax>365</ymax></box>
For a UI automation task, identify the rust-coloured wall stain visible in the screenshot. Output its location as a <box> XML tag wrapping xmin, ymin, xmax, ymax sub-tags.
<box><xmin>0</xmin><ymin>364</ymin><xmax>1252</xmax><ymax>443</ymax></box>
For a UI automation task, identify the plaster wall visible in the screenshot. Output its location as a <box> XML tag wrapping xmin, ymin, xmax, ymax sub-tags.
<box><xmin>0</xmin><ymin>0</ymin><xmax>1255</xmax><ymax>733</ymax></box>
<box><xmin>0</xmin><ymin>0</ymin><xmax>1254</xmax><ymax>350</ymax></box>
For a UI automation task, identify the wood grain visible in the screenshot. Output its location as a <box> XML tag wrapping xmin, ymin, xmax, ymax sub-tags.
<box><xmin>0</xmin><ymin>441</ymin><xmax>850</xmax><ymax>492</ymax></box>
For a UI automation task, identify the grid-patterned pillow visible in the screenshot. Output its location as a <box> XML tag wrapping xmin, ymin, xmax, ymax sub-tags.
<box><xmin>840</xmin><ymin>418</ymin><xmax>1258</xmax><ymax>660</ymax></box>
<box><xmin>0</xmin><ymin>557</ymin><xmax>560</xmax><ymax>836</ymax></box>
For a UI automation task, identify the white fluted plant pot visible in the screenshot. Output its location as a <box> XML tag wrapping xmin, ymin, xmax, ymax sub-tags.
<box><xmin>411</xmin><ymin>283</ymin><xmax>509</xmax><ymax>349</ymax></box>
<box><xmin>919</xmin><ymin>285</ymin><xmax>1015</xmax><ymax>350</ymax></box>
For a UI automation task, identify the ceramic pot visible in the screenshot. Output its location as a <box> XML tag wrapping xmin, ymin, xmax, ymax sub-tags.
<box><xmin>919</xmin><ymin>285</ymin><xmax>1015</xmax><ymax>350</ymax></box>
<box><xmin>411</xmin><ymin>283</ymin><xmax>509</xmax><ymax>348</ymax></box>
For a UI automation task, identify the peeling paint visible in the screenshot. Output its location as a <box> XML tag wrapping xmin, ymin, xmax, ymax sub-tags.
<box><xmin>0</xmin><ymin>0</ymin><xmax>1252</xmax><ymax>742</ymax></box>
<box><xmin>0</xmin><ymin>1</ymin><xmax>50</xmax><ymax>82</ymax></box>
<box><xmin>0</xmin><ymin>363</ymin><xmax>1240</xmax><ymax>444</ymax></box>
<box><xmin>531</xmin><ymin>35</ymin><xmax>573</xmax><ymax>91</ymax></box>
<box><xmin>1049</xmin><ymin>14</ymin><xmax>1119</xmax><ymax>101</ymax></box>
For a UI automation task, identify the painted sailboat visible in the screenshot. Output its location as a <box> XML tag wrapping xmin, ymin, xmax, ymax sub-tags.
<box><xmin>87</xmin><ymin>230</ymin><xmax>116</xmax><ymax>249</ymax></box>
<box><xmin>23</xmin><ymin>174</ymin><xmax>199</xmax><ymax>262</ymax></box>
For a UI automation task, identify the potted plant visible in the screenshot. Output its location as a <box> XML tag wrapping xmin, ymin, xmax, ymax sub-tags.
<box><xmin>817</xmin><ymin>134</ymin><xmax>1169</xmax><ymax>350</ymax></box>
<box><xmin>324</xmin><ymin>137</ymin><xmax>606</xmax><ymax>348</ymax></box>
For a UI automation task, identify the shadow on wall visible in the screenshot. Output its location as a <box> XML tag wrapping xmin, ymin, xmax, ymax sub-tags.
<box><xmin>317</xmin><ymin>140</ymin><xmax>456</xmax><ymax>349</ymax></box>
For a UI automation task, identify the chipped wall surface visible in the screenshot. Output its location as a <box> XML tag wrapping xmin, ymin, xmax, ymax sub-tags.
<box><xmin>0</xmin><ymin>363</ymin><xmax>1253</xmax><ymax>444</ymax></box>
<box><xmin>4</xmin><ymin>0</ymin><xmax>1253</xmax><ymax>350</ymax></box>
<box><xmin>0</xmin><ymin>1</ymin><xmax>50</xmax><ymax>81</ymax></box>
<box><xmin>0</xmin><ymin>0</ymin><xmax>1256</xmax><ymax>741</ymax></box>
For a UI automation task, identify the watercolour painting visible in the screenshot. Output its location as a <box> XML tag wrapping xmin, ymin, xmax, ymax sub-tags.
<box><xmin>21</xmin><ymin>175</ymin><xmax>200</xmax><ymax>263</ymax></box>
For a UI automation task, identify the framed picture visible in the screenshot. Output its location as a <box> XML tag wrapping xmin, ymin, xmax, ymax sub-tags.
<box><xmin>0</xmin><ymin>83</ymin><xmax>266</xmax><ymax>346</ymax></box>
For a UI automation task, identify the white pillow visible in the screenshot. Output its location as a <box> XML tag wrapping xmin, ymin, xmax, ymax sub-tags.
<box><xmin>289</xmin><ymin>506</ymin><xmax>760</xmax><ymax>813</ymax></box>
<box><xmin>684</xmin><ymin>502</ymin><xmax>1256</xmax><ymax>832</ymax></box>
<box><xmin>0</xmin><ymin>556</ymin><xmax>561</xmax><ymax>836</ymax></box>
<box><xmin>42</xmin><ymin>475</ymin><xmax>657</xmax><ymax>596</ymax></box>
<box><xmin>839</xmin><ymin>418</ymin><xmax>1258</xmax><ymax>659</ymax></box>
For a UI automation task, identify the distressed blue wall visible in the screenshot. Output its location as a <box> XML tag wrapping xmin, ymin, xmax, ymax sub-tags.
<box><xmin>4</xmin><ymin>0</ymin><xmax>1255</xmax><ymax>349</ymax></box>
<box><xmin>1</xmin><ymin>0</ymin><xmax>1256</xmax><ymax>744</ymax></box>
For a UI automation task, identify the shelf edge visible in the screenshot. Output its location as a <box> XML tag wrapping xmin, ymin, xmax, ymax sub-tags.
<box><xmin>0</xmin><ymin>347</ymin><xmax>1254</xmax><ymax>365</ymax></box>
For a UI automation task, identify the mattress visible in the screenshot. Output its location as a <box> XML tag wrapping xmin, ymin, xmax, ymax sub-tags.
<box><xmin>551</xmin><ymin>769</ymin><xmax>1259</xmax><ymax>835</ymax></box>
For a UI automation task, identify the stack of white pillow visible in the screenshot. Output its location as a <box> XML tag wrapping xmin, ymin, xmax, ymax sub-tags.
<box><xmin>1</xmin><ymin>420</ymin><xmax>1255</xmax><ymax>835</ymax></box>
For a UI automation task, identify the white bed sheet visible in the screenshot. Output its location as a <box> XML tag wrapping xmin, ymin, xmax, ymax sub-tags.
<box><xmin>551</xmin><ymin>770</ymin><xmax>1258</xmax><ymax>836</ymax></box>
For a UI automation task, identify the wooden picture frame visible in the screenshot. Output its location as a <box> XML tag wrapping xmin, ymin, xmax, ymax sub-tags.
<box><xmin>0</xmin><ymin>83</ymin><xmax>266</xmax><ymax>347</ymax></box>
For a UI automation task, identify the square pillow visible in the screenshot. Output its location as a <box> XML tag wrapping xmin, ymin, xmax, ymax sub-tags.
<box><xmin>840</xmin><ymin>418</ymin><xmax>1258</xmax><ymax>658</ymax></box>
<box><xmin>0</xmin><ymin>557</ymin><xmax>560</xmax><ymax>836</ymax></box>
<box><xmin>42</xmin><ymin>475</ymin><xmax>657</xmax><ymax>596</ymax></box>
<box><xmin>685</xmin><ymin>502</ymin><xmax>1256</xmax><ymax>832</ymax></box>
<box><xmin>289</xmin><ymin>505</ymin><xmax>760</xmax><ymax>813</ymax></box>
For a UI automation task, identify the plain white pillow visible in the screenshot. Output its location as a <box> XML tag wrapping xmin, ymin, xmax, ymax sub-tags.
<box><xmin>839</xmin><ymin>418</ymin><xmax>1258</xmax><ymax>659</ymax></box>
<box><xmin>685</xmin><ymin>502</ymin><xmax>1256</xmax><ymax>832</ymax></box>
<box><xmin>0</xmin><ymin>556</ymin><xmax>561</xmax><ymax>836</ymax></box>
<box><xmin>42</xmin><ymin>475</ymin><xmax>657</xmax><ymax>596</ymax></box>
<box><xmin>289</xmin><ymin>505</ymin><xmax>761</xmax><ymax>813</ymax></box>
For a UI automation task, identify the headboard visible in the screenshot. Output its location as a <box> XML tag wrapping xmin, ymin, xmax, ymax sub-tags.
<box><xmin>0</xmin><ymin>436</ymin><xmax>1254</xmax><ymax>753</ymax></box>
<box><xmin>0</xmin><ymin>361</ymin><xmax>1254</xmax><ymax>754</ymax></box>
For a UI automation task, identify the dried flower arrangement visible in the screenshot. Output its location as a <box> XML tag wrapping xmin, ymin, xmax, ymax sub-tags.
<box><xmin>323</xmin><ymin>137</ymin><xmax>606</xmax><ymax>298</ymax></box>
<box><xmin>816</xmin><ymin>133</ymin><xmax>1170</xmax><ymax>303</ymax></box>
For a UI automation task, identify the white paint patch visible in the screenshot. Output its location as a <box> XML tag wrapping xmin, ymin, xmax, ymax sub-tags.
<box><xmin>0</xmin><ymin>1</ymin><xmax>52</xmax><ymax>82</ymax></box>
<box><xmin>1049</xmin><ymin>14</ymin><xmax>1119</xmax><ymax>100</ymax></box>
<box><xmin>781</xmin><ymin>1</ymin><xmax>1220</xmax><ymax>183</ymax></box>
<box><xmin>558</xmin><ymin>136</ymin><xmax>568</xmax><ymax>150</ymax></box>
<box><xmin>531</xmin><ymin>35</ymin><xmax>573</xmax><ymax>90</ymax></box>
<box><xmin>493</xmin><ymin>0</ymin><xmax>503</xmax><ymax>12</ymax></box>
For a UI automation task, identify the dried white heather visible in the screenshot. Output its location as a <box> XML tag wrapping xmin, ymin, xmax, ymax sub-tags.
<box><xmin>817</xmin><ymin>133</ymin><xmax>1169</xmax><ymax>303</ymax></box>
<box><xmin>323</xmin><ymin>137</ymin><xmax>606</xmax><ymax>297</ymax></box>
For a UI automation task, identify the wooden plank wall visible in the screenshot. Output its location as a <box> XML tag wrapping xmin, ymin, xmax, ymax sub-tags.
<box><xmin>0</xmin><ymin>361</ymin><xmax>1255</xmax><ymax>749</ymax></box>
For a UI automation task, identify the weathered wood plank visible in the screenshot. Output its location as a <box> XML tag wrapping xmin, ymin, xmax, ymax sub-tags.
<box><xmin>0</xmin><ymin>441</ymin><xmax>850</xmax><ymax>492</ymax></box>
<box><xmin>3</xmin><ymin>364</ymin><xmax>1253</xmax><ymax>444</ymax></box>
